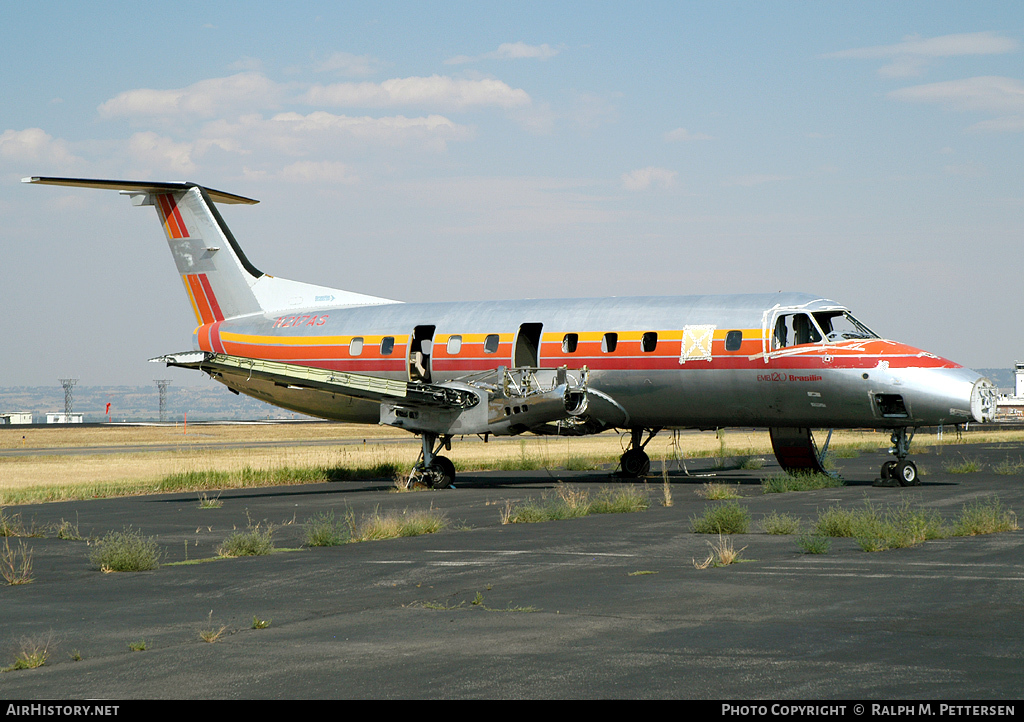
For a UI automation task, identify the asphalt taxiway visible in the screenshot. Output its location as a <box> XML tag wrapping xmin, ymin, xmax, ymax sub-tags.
<box><xmin>1</xmin><ymin>441</ymin><xmax>1023</xmax><ymax>699</ymax></box>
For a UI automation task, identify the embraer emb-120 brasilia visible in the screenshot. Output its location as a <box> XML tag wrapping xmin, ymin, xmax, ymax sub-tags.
<box><xmin>26</xmin><ymin>176</ymin><xmax>996</xmax><ymax>488</ymax></box>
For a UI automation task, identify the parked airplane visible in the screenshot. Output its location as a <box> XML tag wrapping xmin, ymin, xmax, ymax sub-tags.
<box><xmin>26</xmin><ymin>176</ymin><xmax>996</xmax><ymax>488</ymax></box>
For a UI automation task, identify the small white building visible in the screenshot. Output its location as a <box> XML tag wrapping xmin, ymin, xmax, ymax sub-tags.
<box><xmin>46</xmin><ymin>413</ymin><xmax>84</xmax><ymax>424</ymax></box>
<box><xmin>0</xmin><ymin>412</ymin><xmax>33</xmax><ymax>425</ymax></box>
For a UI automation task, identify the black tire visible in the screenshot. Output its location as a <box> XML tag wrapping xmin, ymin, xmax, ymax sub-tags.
<box><xmin>896</xmin><ymin>460</ymin><xmax>919</xmax><ymax>486</ymax></box>
<box><xmin>428</xmin><ymin>456</ymin><xmax>456</xmax><ymax>488</ymax></box>
<box><xmin>880</xmin><ymin>460</ymin><xmax>897</xmax><ymax>480</ymax></box>
<box><xmin>620</xmin><ymin>449</ymin><xmax>651</xmax><ymax>478</ymax></box>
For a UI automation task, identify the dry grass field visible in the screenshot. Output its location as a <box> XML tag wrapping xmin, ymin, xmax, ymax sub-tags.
<box><xmin>2</xmin><ymin>422</ymin><xmax>1020</xmax><ymax>505</ymax></box>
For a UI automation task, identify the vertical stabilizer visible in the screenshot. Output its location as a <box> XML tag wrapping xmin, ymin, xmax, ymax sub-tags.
<box><xmin>24</xmin><ymin>177</ymin><xmax>400</xmax><ymax>323</ymax></box>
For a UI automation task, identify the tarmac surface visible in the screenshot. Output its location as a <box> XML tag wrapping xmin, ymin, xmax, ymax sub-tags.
<box><xmin>1</xmin><ymin>440</ymin><xmax>1023</xmax><ymax>699</ymax></box>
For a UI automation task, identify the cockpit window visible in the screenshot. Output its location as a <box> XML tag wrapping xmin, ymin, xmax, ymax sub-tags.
<box><xmin>813</xmin><ymin>311</ymin><xmax>878</xmax><ymax>342</ymax></box>
<box><xmin>772</xmin><ymin>313</ymin><xmax>822</xmax><ymax>349</ymax></box>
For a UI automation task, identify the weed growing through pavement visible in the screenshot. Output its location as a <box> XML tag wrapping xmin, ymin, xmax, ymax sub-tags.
<box><xmin>693</xmin><ymin>535</ymin><xmax>746</xmax><ymax>569</ymax></box>
<box><xmin>952</xmin><ymin>496</ymin><xmax>1019</xmax><ymax>536</ymax></box>
<box><xmin>2</xmin><ymin>635</ymin><xmax>54</xmax><ymax>672</ymax></box>
<box><xmin>1</xmin><ymin>538</ymin><xmax>34</xmax><ymax>585</ymax></box>
<box><xmin>696</xmin><ymin>482</ymin><xmax>742</xmax><ymax>500</ymax></box>
<box><xmin>251</xmin><ymin>616</ymin><xmax>271</xmax><ymax>629</ymax></box>
<box><xmin>762</xmin><ymin>472</ymin><xmax>842</xmax><ymax>494</ymax></box>
<box><xmin>761</xmin><ymin>511</ymin><xmax>801</xmax><ymax>535</ymax></box>
<box><xmin>690</xmin><ymin>501</ymin><xmax>751</xmax><ymax>534</ymax></box>
<box><xmin>501</xmin><ymin>484</ymin><xmax>649</xmax><ymax>523</ymax></box>
<box><xmin>197</xmin><ymin>493</ymin><xmax>223</xmax><ymax>509</ymax></box>
<box><xmin>199</xmin><ymin>611</ymin><xmax>228</xmax><ymax>643</ymax></box>
<box><xmin>944</xmin><ymin>455</ymin><xmax>983</xmax><ymax>474</ymax></box>
<box><xmin>797</xmin><ymin>533</ymin><xmax>831</xmax><ymax>554</ymax></box>
<box><xmin>88</xmin><ymin>527</ymin><xmax>162</xmax><ymax>572</ymax></box>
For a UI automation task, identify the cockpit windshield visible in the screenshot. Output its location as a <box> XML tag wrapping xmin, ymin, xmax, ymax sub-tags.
<box><xmin>812</xmin><ymin>311</ymin><xmax>878</xmax><ymax>342</ymax></box>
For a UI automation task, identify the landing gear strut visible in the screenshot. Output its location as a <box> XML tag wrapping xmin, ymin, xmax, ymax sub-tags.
<box><xmin>409</xmin><ymin>432</ymin><xmax>456</xmax><ymax>489</ymax></box>
<box><xmin>619</xmin><ymin>427</ymin><xmax>661</xmax><ymax>478</ymax></box>
<box><xmin>877</xmin><ymin>427</ymin><xmax>919</xmax><ymax>487</ymax></box>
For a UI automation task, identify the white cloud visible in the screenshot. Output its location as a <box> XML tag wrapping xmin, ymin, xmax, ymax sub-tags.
<box><xmin>202</xmin><ymin>111</ymin><xmax>473</xmax><ymax>157</ymax></box>
<box><xmin>825</xmin><ymin>32</ymin><xmax>1018</xmax><ymax>77</ymax></box>
<box><xmin>0</xmin><ymin>128</ymin><xmax>81</xmax><ymax>168</ymax></box>
<box><xmin>279</xmin><ymin>160</ymin><xmax>359</xmax><ymax>184</ymax></box>
<box><xmin>664</xmin><ymin>127</ymin><xmax>714</xmax><ymax>142</ymax></box>
<box><xmin>621</xmin><ymin>166</ymin><xmax>677</xmax><ymax>191</ymax></box>
<box><xmin>128</xmin><ymin>132</ymin><xmax>196</xmax><ymax>174</ymax></box>
<box><xmin>303</xmin><ymin>75</ymin><xmax>531</xmax><ymax>110</ymax></box>
<box><xmin>889</xmin><ymin>76</ymin><xmax>1024</xmax><ymax>114</ymax></box>
<box><xmin>98</xmin><ymin>72</ymin><xmax>283</xmax><ymax>119</ymax></box>
<box><xmin>722</xmin><ymin>174</ymin><xmax>791</xmax><ymax>188</ymax></box>
<box><xmin>889</xmin><ymin>76</ymin><xmax>1024</xmax><ymax>132</ymax></box>
<box><xmin>315</xmin><ymin>52</ymin><xmax>387</xmax><ymax>77</ymax></box>
<box><xmin>446</xmin><ymin>42</ymin><xmax>559</xmax><ymax>65</ymax></box>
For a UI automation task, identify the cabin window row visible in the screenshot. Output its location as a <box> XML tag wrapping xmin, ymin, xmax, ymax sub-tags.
<box><xmin>346</xmin><ymin>330</ymin><xmax>745</xmax><ymax>357</ymax></box>
<box><xmin>348</xmin><ymin>336</ymin><xmax>396</xmax><ymax>356</ymax></box>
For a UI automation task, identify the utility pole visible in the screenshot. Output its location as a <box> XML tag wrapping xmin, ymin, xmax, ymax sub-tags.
<box><xmin>59</xmin><ymin>378</ymin><xmax>78</xmax><ymax>421</ymax></box>
<box><xmin>155</xmin><ymin>379</ymin><xmax>172</xmax><ymax>422</ymax></box>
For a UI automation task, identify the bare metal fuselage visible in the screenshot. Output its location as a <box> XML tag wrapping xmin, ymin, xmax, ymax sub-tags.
<box><xmin>194</xmin><ymin>292</ymin><xmax>988</xmax><ymax>432</ymax></box>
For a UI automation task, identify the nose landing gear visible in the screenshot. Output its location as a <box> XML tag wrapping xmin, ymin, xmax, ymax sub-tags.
<box><xmin>875</xmin><ymin>428</ymin><xmax>919</xmax><ymax>487</ymax></box>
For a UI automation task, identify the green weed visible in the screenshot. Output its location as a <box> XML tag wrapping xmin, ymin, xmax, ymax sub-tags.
<box><xmin>762</xmin><ymin>472</ymin><xmax>842</xmax><ymax>493</ymax></box>
<box><xmin>761</xmin><ymin>511</ymin><xmax>801</xmax><ymax>535</ymax></box>
<box><xmin>218</xmin><ymin>522</ymin><xmax>275</xmax><ymax>557</ymax></box>
<box><xmin>952</xmin><ymin>497</ymin><xmax>1019</xmax><ymax>536</ymax></box>
<box><xmin>89</xmin><ymin>527</ymin><xmax>162</xmax><ymax>572</ymax></box>
<box><xmin>690</xmin><ymin>501</ymin><xmax>751</xmax><ymax>534</ymax></box>
<box><xmin>303</xmin><ymin>510</ymin><xmax>349</xmax><ymax>546</ymax></box>
<box><xmin>797</xmin><ymin>533</ymin><xmax>831</xmax><ymax>554</ymax></box>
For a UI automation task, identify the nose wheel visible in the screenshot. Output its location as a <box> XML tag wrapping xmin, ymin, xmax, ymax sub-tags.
<box><xmin>618</xmin><ymin>427</ymin><xmax>661</xmax><ymax>478</ymax></box>
<box><xmin>876</xmin><ymin>428</ymin><xmax>920</xmax><ymax>487</ymax></box>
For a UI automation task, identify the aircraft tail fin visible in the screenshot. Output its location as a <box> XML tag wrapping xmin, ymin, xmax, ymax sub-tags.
<box><xmin>24</xmin><ymin>177</ymin><xmax>398</xmax><ymax>323</ymax></box>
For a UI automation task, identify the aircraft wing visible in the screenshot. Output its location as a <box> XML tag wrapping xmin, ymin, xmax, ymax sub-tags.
<box><xmin>151</xmin><ymin>351</ymin><xmax>479</xmax><ymax>409</ymax></box>
<box><xmin>152</xmin><ymin>351</ymin><xmax>589</xmax><ymax>436</ymax></box>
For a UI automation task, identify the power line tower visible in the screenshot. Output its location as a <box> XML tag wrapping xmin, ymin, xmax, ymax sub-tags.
<box><xmin>59</xmin><ymin>378</ymin><xmax>78</xmax><ymax>421</ymax></box>
<box><xmin>155</xmin><ymin>379</ymin><xmax>172</xmax><ymax>422</ymax></box>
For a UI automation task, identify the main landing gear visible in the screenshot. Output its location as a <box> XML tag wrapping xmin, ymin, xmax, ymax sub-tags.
<box><xmin>619</xmin><ymin>427</ymin><xmax>662</xmax><ymax>478</ymax></box>
<box><xmin>409</xmin><ymin>432</ymin><xmax>456</xmax><ymax>489</ymax></box>
<box><xmin>876</xmin><ymin>427</ymin><xmax>919</xmax><ymax>487</ymax></box>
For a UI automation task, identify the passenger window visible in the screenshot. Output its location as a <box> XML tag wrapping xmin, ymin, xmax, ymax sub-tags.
<box><xmin>642</xmin><ymin>332</ymin><xmax>657</xmax><ymax>353</ymax></box>
<box><xmin>380</xmin><ymin>337</ymin><xmax>395</xmax><ymax>355</ymax></box>
<box><xmin>562</xmin><ymin>333</ymin><xmax>578</xmax><ymax>353</ymax></box>
<box><xmin>446</xmin><ymin>336</ymin><xmax>462</xmax><ymax>355</ymax></box>
<box><xmin>725</xmin><ymin>330</ymin><xmax>742</xmax><ymax>352</ymax></box>
<box><xmin>349</xmin><ymin>337</ymin><xmax>363</xmax><ymax>356</ymax></box>
<box><xmin>483</xmin><ymin>334</ymin><xmax>499</xmax><ymax>354</ymax></box>
<box><xmin>602</xmin><ymin>332</ymin><xmax>618</xmax><ymax>353</ymax></box>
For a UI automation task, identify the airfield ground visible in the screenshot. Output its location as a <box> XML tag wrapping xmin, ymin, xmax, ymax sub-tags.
<box><xmin>0</xmin><ymin>426</ymin><xmax>1022</xmax><ymax>699</ymax></box>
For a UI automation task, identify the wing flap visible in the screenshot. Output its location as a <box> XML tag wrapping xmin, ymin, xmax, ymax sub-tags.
<box><xmin>151</xmin><ymin>351</ymin><xmax>478</xmax><ymax>408</ymax></box>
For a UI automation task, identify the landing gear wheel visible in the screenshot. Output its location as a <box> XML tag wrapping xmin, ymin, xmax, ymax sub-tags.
<box><xmin>880</xmin><ymin>460</ymin><xmax>897</xmax><ymax>480</ymax></box>
<box><xmin>427</xmin><ymin>455</ymin><xmax>456</xmax><ymax>489</ymax></box>
<box><xmin>896</xmin><ymin>460</ymin><xmax>919</xmax><ymax>487</ymax></box>
<box><xmin>620</xmin><ymin>449</ymin><xmax>651</xmax><ymax>478</ymax></box>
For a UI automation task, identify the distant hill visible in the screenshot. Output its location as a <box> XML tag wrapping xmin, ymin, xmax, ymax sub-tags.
<box><xmin>0</xmin><ymin>383</ymin><xmax>314</xmax><ymax>423</ymax></box>
<box><xmin>977</xmin><ymin>368</ymin><xmax>1014</xmax><ymax>392</ymax></box>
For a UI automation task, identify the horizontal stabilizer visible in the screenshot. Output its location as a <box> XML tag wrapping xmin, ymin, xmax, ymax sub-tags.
<box><xmin>22</xmin><ymin>177</ymin><xmax>259</xmax><ymax>205</ymax></box>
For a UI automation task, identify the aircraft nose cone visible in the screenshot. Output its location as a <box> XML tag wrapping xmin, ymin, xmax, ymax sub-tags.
<box><xmin>971</xmin><ymin>377</ymin><xmax>997</xmax><ymax>423</ymax></box>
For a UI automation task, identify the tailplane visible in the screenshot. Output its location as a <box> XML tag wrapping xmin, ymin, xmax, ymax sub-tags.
<box><xmin>24</xmin><ymin>177</ymin><xmax>398</xmax><ymax>322</ymax></box>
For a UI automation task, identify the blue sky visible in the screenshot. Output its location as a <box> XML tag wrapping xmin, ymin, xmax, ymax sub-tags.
<box><xmin>2</xmin><ymin>2</ymin><xmax>1022</xmax><ymax>386</ymax></box>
